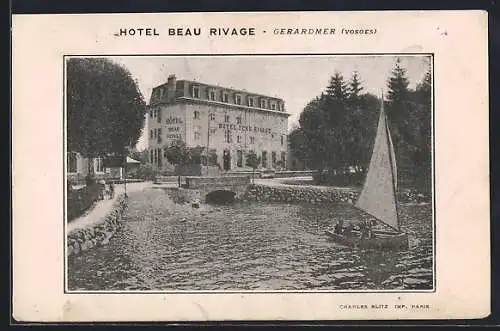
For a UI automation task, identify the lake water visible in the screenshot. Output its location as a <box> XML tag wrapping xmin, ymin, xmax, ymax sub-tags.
<box><xmin>68</xmin><ymin>188</ymin><xmax>433</xmax><ymax>291</ymax></box>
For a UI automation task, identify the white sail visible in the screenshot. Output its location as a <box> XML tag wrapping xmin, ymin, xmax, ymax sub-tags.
<box><xmin>355</xmin><ymin>99</ymin><xmax>399</xmax><ymax>230</ymax></box>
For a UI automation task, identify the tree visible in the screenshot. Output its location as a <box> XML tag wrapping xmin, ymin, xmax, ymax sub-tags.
<box><xmin>288</xmin><ymin>127</ymin><xmax>310</xmax><ymax>169</ymax></box>
<box><xmin>298</xmin><ymin>95</ymin><xmax>330</xmax><ymax>170</ymax></box>
<box><xmin>164</xmin><ymin>140</ymin><xmax>189</xmax><ymax>187</ymax></box>
<box><xmin>387</xmin><ymin>58</ymin><xmax>432</xmax><ymax>190</ymax></box>
<box><xmin>245</xmin><ymin>150</ymin><xmax>261</xmax><ymax>184</ymax></box>
<box><xmin>67</xmin><ymin>58</ymin><xmax>147</xmax><ymax>174</ymax></box>
<box><xmin>411</xmin><ymin>68</ymin><xmax>432</xmax><ymax>194</ymax></box>
<box><xmin>348</xmin><ymin>71</ymin><xmax>363</xmax><ymax>107</ymax></box>
<box><xmin>207</xmin><ymin>149</ymin><xmax>218</xmax><ymax>167</ymax></box>
<box><xmin>387</xmin><ymin>58</ymin><xmax>414</xmax><ymax>145</ymax></box>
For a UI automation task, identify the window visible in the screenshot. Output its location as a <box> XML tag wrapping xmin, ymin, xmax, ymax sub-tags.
<box><xmin>235</xmin><ymin>94</ymin><xmax>242</xmax><ymax>105</ymax></box>
<box><xmin>237</xmin><ymin>150</ymin><xmax>243</xmax><ymax>167</ymax></box>
<box><xmin>237</xmin><ymin>135</ymin><xmax>241</xmax><ymax>143</ymax></box>
<box><xmin>224</xmin><ymin>130</ymin><xmax>232</xmax><ymax>143</ymax></box>
<box><xmin>150</xmin><ymin>150</ymin><xmax>154</xmax><ymax>163</ymax></box>
<box><xmin>236</xmin><ymin>116</ymin><xmax>242</xmax><ymax>124</ymax></box>
<box><xmin>194</xmin><ymin>131</ymin><xmax>201</xmax><ymax>140</ymax></box>
<box><xmin>157</xmin><ymin>109</ymin><xmax>161</xmax><ymax>123</ymax></box>
<box><xmin>149</xmin><ymin>109</ymin><xmax>153</xmax><ymax>118</ymax></box>
<box><xmin>272</xmin><ymin>151</ymin><xmax>277</xmax><ymax>167</ymax></box>
<box><xmin>154</xmin><ymin>128</ymin><xmax>157</xmax><ymax>138</ymax></box>
<box><xmin>209</xmin><ymin>128</ymin><xmax>216</xmax><ymax>135</ymax></box>
<box><xmin>67</xmin><ymin>152</ymin><xmax>77</xmax><ymax>173</ymax></box>
<box><xmin>271</xmin><ymin>103</ymin><xmax>276</xmax><ymax>110</ymax></box>
<box><xmin>261</xmin><ymin>151</ymin><xmax>268</xmax><ymax>168</ymax></box>
<box><xmin>194</xmin><ymin>111</ymin><xmax>200</xmax><ymax>120</ymax></box>
<box><xmin>248</xmin><ymin>98</ymin><xmax>254</xmax><ymax>107</ymax></box>
<box><xmin>150</xmin><ymin>130</ymin><xmax>153</xmax><ymax>139</ymax></box>
<box><xmin>209</xmin><ymin>113</ymin><xmax>215</xmax><ymax>121</ymax></box>
<box><xmin>281</xmin><ymin>152</ymin><xmax>286</xmax><ymax>168</ymax></box>
<box><xmin>157</xmin><ymin>128</ymin><xmax>162</xmax><ymax>143</ymax></box>
<box><xmin>224</xmin><ymin>115</ymin><xmax>230</xmax><ymax>123</ymax></box>
<box><xmin>261</xmin><ymin>99</ymin><xmax>267</xmax><ymax>108</ymax></box>
<box><xmin>250</xmin><ymin>136</ymin><xmax>255</xmax><ymax>144</ymax></box>
<box><xmin>157</xmin><ymin>148</ymin><xmax>162</xmax><ymax>167</ymax></box>
<box><xmin>222</xmin><ymin>92</ymin><xmax>229</xmax><ymax>103</ymax></box>
<box><xmin>209</xmin><ymin>91</ymin><xmax>216</xmax><ymax>101</ymax></box>
<box><xmin>95</xmin><ymin>157</ymin><xmax>104</xmax><ymax>173</ymax></box>
<box><xmin>281</xmin><ymin>135</ymin><xmax>284</xmax><ymax>145</ymax></box>
<box><xmin>192</xmin><ymin>85</ymin><xmax>200</xmax><ymax>98</ymax></box>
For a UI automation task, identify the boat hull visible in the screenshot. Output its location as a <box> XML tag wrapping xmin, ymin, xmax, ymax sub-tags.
<box><xmin>325</xmin><ymin>229</ymin><xmax>409</xmax><ymax>251</ymax></box>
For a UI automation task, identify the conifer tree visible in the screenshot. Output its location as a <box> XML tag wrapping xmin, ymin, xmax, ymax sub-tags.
<box><xmin>348</xmin><ymin>71</ymin><xmax>363</xmax><ymax>104</ymax></box>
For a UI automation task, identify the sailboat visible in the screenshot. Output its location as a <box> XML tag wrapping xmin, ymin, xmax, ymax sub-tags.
<box><xmin>325</xmin><ymin>94</ymin><xmax>409</xmax><ymax>251</ymax></box>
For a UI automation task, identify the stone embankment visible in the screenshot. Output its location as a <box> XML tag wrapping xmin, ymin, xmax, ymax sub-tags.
<box><xmin>67</xmin><ymin>195</ymin><xmax>128</xmax><ymax>257</ymax></box>
<box><xmin>243</xmin><ymin>184</ymin><xmax>359</xmax><ymax>204</ymax></box>
<box><xmin>243</xmin><ymin>184</ymin><xmax>431</xmax><ymax>205</ymax></box>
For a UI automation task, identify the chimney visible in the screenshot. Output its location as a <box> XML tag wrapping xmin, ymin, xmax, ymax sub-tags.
<box><xmin>167</xmin><ymin>74</ymin><xmax>177</xmax><ymax>102</ymax></box>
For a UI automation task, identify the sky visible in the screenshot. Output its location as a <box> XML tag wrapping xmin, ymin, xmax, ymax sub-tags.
<box><xmin>110</xmin><ymin>55</ymin><xmax>431</xmax><ymax>150</ymax></box>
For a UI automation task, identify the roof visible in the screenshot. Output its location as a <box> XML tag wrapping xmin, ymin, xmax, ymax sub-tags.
<box><xmin>126</xmin><ymin>157</ymin><xmax>141</xmax><ymax>164</ymax></box>
<box><xmin>177</xmin><ymin>79</ymin><xmax>284</xmax><ymax>102</ymax></box>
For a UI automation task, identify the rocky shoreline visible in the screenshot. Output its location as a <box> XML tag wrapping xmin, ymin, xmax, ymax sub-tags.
<box><xmin>242</xmin><ymin>184</ymin><xmax>359</xmax><ymax>204</ymax></box>
<box><xmin>67</xmin><ymin>195</ymin><xmax>128</xmax><ymax>257</ymax></box>
<box><xmin>243</xmin><ymin>184</ymin><xmax>430</xmax><ymax>205</ymax></box>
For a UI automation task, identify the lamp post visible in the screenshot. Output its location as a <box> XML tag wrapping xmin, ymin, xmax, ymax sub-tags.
<box><xmin>123</xmin><ymin>146</ymin><xmax>130</xmax><ymax>198</ymax></box>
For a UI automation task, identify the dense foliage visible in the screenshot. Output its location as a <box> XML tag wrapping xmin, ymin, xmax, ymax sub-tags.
<box><xmin>245</xmin><ymin>150</ymin><xmax>261</xmax><ymax>183</ymax></box>
<box><xmin>289</xmin><ymin>59</ymin><xmax>432</xmax><ymax>193</ymax></box>
<box><xmin>67</xmin><ymin>58</ymin><xmax>147</xmax><ymax>162</ymax></box>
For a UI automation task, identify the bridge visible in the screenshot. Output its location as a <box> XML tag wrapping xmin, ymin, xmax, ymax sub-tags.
<box><xmin>183</xmin><ymin>176</ymin><xmax>251</xmax><ymax>203</ymax></box>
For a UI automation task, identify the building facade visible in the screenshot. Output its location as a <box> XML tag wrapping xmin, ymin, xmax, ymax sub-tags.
<box><xmin>147</xmin><ymin>75</ymin><xmax>290</xmax><ymax>171</ymax></box>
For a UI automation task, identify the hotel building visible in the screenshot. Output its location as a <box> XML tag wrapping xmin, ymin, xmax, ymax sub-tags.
<box><xmin>147</xmin><ymin>75</ymin><xmax>290</xmax><ymax>171</ymax></box>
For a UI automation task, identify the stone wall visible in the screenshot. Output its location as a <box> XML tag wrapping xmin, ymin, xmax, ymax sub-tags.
<box><xmin>67</xmin><ymin>195</ymin><xmax>128</xmax><ymax>257</ymax></box>
<box><xmin>243</xmin><ymin>184</ymin><xmax>359</xmax><ymax>204</ymax></box>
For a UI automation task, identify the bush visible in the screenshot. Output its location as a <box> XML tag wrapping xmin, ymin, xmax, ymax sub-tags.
<box><xmin>136</xmin><ymin>163</ymin><xmax>156</xmax><ymax>180</ymax></box>
<box><xmin>67</xmin><ymin>183</ymin><xmax>101</xmax><ymax>221</ymax></box>
<box><xmin>313</xmin><ymin>169</ymin><xmax>365</xmax><ymax>187</ymax></box>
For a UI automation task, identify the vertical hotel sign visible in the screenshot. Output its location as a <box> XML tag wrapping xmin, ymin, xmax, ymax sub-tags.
<box><xmin>165</xmin><ymin>116</ymin><xmax>183</xmax><ymax>140</ymax></box>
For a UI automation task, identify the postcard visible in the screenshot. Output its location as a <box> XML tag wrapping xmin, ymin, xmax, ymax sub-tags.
<box><xmin>12</xmin><ymin>10</ymin><xmax>489</xmax><ymax>321</ymax></box>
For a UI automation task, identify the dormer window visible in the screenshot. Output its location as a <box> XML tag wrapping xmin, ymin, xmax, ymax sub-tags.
<box><xmin>271</xmin><ymin>103</ymin><xmax>276</xmax><ymax>110</ymax></box>
<box><xmin>235</xmin><ymin>94</ymin><xmax>242</xmax><ymax>105</ymax></box>
<box><xmin>209</xmin><ymin>90</ymin><xmax>216</xmax><ymax>101</ymax></box>
<box><xmin>248</xmin><ymin>97</ymin><xmax>254</xmax><ymax>107</ymax></box>
<box><xmin>222</xmin><ymin>91</ymin><xmax>229</xmax><ymax>103</ymax></box>
<box><xmin>192</xmin><ymin>85</ymin><xmax>200</xmax><ymax>98</ymax></box>
<box><xmin>261</xmin><ymin>99</ymin><xmax>267</xmax><ymax>109</ymax></box>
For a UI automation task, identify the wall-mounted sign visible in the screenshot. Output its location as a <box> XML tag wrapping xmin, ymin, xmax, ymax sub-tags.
<box><xmin>165</xmin><ymin>116</ymin><xmax>183</xmax><ymax>125</ymax></box>
<box><xmin>218</xmin><ymin>123</ymin><xmax>272</xmax><ymax>134</ymax></box>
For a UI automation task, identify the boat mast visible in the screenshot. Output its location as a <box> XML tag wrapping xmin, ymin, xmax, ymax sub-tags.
<box><xmin>381</xmin><ymin>92</ymin><xmax>401</xmax><ymax>232</ymax></box>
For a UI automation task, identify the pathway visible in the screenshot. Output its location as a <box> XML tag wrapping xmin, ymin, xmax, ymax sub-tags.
<box><xmin>67</xmin><ymin>181</ymin><xmax>151</xmax><ymax>234</ymax></box>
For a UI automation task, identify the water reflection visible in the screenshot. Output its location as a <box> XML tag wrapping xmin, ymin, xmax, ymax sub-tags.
<box><xmin>68</xmin><ymin>189</ymin><xmax>433</xmax><ymax>291</ymax></box>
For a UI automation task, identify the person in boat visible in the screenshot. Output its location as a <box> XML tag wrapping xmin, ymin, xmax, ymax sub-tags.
<box><xmin>334</xmin><ymin>220</ymin><xmax>345</xmax><ymax>234</ymax></box>
<box><xmin>367</xmin><ymin>219</ymin><xmax>377</xmax><ymax>239</ymax></box>
<box><xmin>343</xmin><ymin>223</ymin><xmax>355</xmax><ymax>237</ymax></box>
<box><xmin>359</xmin><ymin>220</ymin><xmax>370</xmax><ymax>240</ymax></box>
